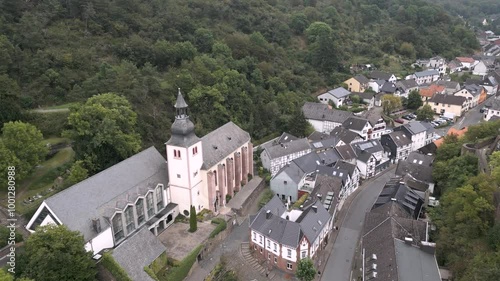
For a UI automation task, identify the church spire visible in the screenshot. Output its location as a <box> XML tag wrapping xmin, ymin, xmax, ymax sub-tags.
<box><xmin>175</xmin><ymin>88</ymin><xmax>189</xmax><ymax>119</ymax></box>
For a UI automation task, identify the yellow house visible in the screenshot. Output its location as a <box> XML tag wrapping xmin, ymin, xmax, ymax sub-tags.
<box><xmin>344</xmin><ymin>75</ymin><xmax>369</xmax><ymax>92</ymax></box>
<box><xmin>427</xmin><ymin>94</ymin><xmax>467</xmax><ymax>117</ymax></box>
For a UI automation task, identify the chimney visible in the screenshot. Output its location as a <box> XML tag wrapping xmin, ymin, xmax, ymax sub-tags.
<box><xmin>266</xmin><ymin>210</ymin><xmax>271</xmax><ymax>219</ymax></box>
<box><xmin>92</xmin><ymin>218</ymin><xmax>101</xmax><ymax>233</ymax></box>
<box><xmin>421</xmin><ymin>241</ymin><xmax>436</xmax><ymax>254</ymax></box>
<box><xmin>312</xmin><ymin>206</ymin><xmax>317</xmax><ymax>213</ymax></box>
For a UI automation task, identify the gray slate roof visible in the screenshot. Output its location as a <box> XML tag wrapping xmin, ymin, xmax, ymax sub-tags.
<box><xmin>174</xmin><ymin>89</ymin><xmax>188</xmax><ymax>108</ymax></box>
<box><xmin>296</xmin><ymin>201</ymin><xmax>331</xmax><ymax>243</ymax></box>
<box><xmin>277</xmin><ymin>132</ymin><xmax>299</xmax><ymax>144</ymax></box>
<box><xmin>394</xmin><ymin>239</ymin><xmax>441</xmax><ymax>281</ymax></box>
<box><xmin>387</xmin><ymin>131</ymin><xmax>412</xmax><ymax>147</ymax></box>
<box><xmin>352</xmin><ymin>91</ymin><xmax>375</xmax><ymax>100</ymax></box>
<box><xmin>407</xmin><ymin>152</ymin><xmax>434</xmax><ymax>167</ymax></box>
<box><xmin>342</xmin><ymin>116</ymin><xmax>369</xmax><ymax>131</ymax></box>
<box><xmin>44</xmin><ymin>147</ymin><xmax>168</xmax><ymax>241</ymax></box>
<box><xmin>335</xmin><ymin>144</ymin><xmax>357</xmax><ymax>160</ymax></box>
<box><xmin>372</xmin><ymin>178</ymin><xmax>424</xmax><ymax>219</ymax></box>
<box><xmin>396</xmin><ymin>159</ymin><xmax>434</xmax><ymax>184</ymax></box>
<box><xmin>402</xmin><ymin>121</ymin><xmax>428</xmax><ymax>135</ymax></box>
<box><xmin>354</xmin><ymin>74</ymin><xmax>370</xmax><ymax>84</ymax></box>
<box><xmin>369</xmin><ymin>71</ymin><xmax>393</xmax><ymax>81</ymax></box>
<box><xmin>264</xmin><ymin>138</ymin><xmax>311</xmax><ymax>159</ymax></box>
<box><xmin>352</xmin><ymin>140</ymin><xmax>384</xmax><ymax>163</ymax></box>
<box><xmin>330</xmin><ymin>127</ymin><xmax>362</xmax><ymax>144</ymax></box>
<box><xmin>397</xmin><ymin>79</ymin><xmax>418</xmax><ymax>90</ymax></box>
<box><xmin>306</xmin><ymin>174</ymin><xmax>342</xmax><ymax>215</ymax></box>
<box><xmin>273</xmin><ymin>152</ymin><xmax>321</xmax><ymax>184</ymax></box>
<box><xmin>420</xmin><ymin>122</ymin><xmax>435</xmax><ymax>135</ymax></box>
<box><xmin>414</xmin><ymin>69</ymin><xmax>439</xmax><ymax>77</ymax></box>
<box><xmin>201</xmin><ymin>121</ymin><xmax>251</xmax><ymax>169</ymax></box>
<box><xmin>302</xmin><ymin>102</ymin><xmax>353</xmax><ymax>123</ymax></box>
<box><xmin>429</xmin><ymin>93</ymin><xmax>466</xmax><ymax>106</ymax></box>
<box><xmin>308</xmin><ymin>131</ymin><xmax>331</xmax><ymax>142</ymax></box>
<box><xmin>380</xmin><ymin>82</ymin><xmax>397</xmax><ymax>93</ymax></box>
<box><xmin>112</xmin><ymin>227</ymin><xmax>166</xmax><ymax>281</ymax></box>
<box><xmin>321</xmin><ymin>87</ymin><xmax>351</xmax><ymax>99</ymax></box>
<box><xmin>464</xmin><ymin>84</ymin><xmax>483</xmax><ymax>96</ymax></box>
<box><xmin>485</xmin><ymin>97</ymin><xmax>500</xmax><ymax>110</ymax></box>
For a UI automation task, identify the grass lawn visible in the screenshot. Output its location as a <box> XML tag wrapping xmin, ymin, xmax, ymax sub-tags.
<box><xmin>42</xmin><ymin>137</ymin><xmax>71</xmax><ymax>146</ymax></box>
<box><xmin>41</xmin><ymin>102</ymin><xmax>78</xmax><ymax>110</ymax></box>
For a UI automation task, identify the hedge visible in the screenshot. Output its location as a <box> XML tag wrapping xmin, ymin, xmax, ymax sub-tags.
<box><xmin>101</xmin><ymin>252</ymin><xmax>132</xmax><ymax>281</ymax></box>
<box><xmin>292</xmin><ymin>193</ymin><xmax>309</xmax><ymax>209</ymax></box>
<box><xmin>258</xmin><ymin>189</ymin><xmax>274</xmax><ymax>208</ymax></box>
<box><xmin>163</xmin><ymin>245</ymin><xmax>203</xmax><ymax>281</ymax></box>
<box><xmin>0</xmin><ymin>226</ymin><xmax>23</xmax><ymax>248</ymax></box>
<box><xmin>209</xmin><ymin>218</ymin><xmax>227</xmax><ymax>239</ymax></box>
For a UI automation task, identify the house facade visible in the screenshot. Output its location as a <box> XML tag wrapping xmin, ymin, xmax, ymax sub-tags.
<box><xmin>302</xmin><ymin>102</ymin><xmax>353</xmax><ymax>133</ymax></box>
<box><xmin>473</xmin><ymin>61</ymin><xmax>488</xmax><ymax>77</ymax></box>
<box><xmin>351</xmin><ymin>140</ymin><xmax>390</xmax><ymax>179</ymax></box>
<box><xmin>409</xmin><ymin>69</ymin><xmax>440</xmax><ymax>85</ymax></box>
<box><xmin>260</xmin><ymin>138</ymin><xmax>312</xmax><ymax>176</ymax></box>
<box><xmin>427</xmin><ymin>94</ymin><xmax>467</xmax><ymax>117</ymax></box>
<box><xmin>368</xmin><ymin>71</ymin><xmax>397</xmax><ymax>83</ymax></box>
<box><xmin>484</xmin><ymin>98</ymin><xmax>500</xmax><ymax>121</ymax></box>
<box><xmin>394</xmin><ymin>122</ymin><xmax>428</xmax><ymax>152</ymax></box>
<box><xmin>395</xmin><ymin>79</ymin><xmax>418</xmax><ymax>98</ymax></box>
<box><xmin>344</xmin><ymin>75</ymin><xmax>369</xmax><ymax>92</ymax></box>
<box><xmin>249</xmin><ymin>197</ymin><xmax>332</xmax><ymax>273</ymax></box>
<box><xmin>380</xmin><ymin>131</ymin><xmax>412</xmax><ymax>162</ymax></box>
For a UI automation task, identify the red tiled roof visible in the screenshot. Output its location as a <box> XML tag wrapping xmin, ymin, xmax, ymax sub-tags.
<box><xmin>456</xmin><ymin>57</ymin><xmax>475</xmax><ymax>63</ymax></box>
<box><xmin>419</xmin><ymin>85</ymin><xmax>445</xmax><ymax>98</ymax></box>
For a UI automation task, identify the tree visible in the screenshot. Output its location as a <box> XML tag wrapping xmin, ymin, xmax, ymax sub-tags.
<box><xmin>416</xmin><ymin>104</ymin><xmax>434</xmax><ymax>121</ymax></box>
<box><xmin>287</xmin><ymin>109</ymin><xmax>313</xmax><ymax>138</ymax></box>
<box><xmin>189</xmin><ymin>205</ymin><xmax>197</xmax><ymax>232</ymax></box>
<box><xmin>66</xmin><ymin>160</ymin><xmax>89</xmax><ymax>186</ymax></box>
<box><xmin>407</xmin><ymin>89</ymin><xmax>423</xmax><ymax>109</ymax></box>
<box><xmin>63</xmin><ymin>93</ymin><xmax>142</xmax><ymax>174</ymax></box>
<box><xmin>0</xmin><ymin>140</ymin><xmax>21</xmax><ymax>183</ymax></box>
<box><xmin>2</xmin><ymin>121</ymin><xmax>48</xmax><ymax>180</ymax></box>
<box><xmin>17</xmin><ymin>225</ymin><xmax>96</xmax><ymax>281</ymax></box>
<box><xmin>296</xmin><ymin>258</ymin><xmax>316</xmax><ymax>281</ymax></box>
<box><xmin>381</xmin><ymin>94</ymin><xmax>402</xmax><ymax>115</ymax></box>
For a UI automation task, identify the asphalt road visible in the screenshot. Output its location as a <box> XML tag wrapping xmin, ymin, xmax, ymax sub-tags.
<box><xmin>321</xmin><ymin>169</ymin><xmax>395</xmax><ymax>281</ymax></box>
<box><xmin>434</xmin><ymin>100</ymin><xmax>487</xmax><ymax>137</ymax></box>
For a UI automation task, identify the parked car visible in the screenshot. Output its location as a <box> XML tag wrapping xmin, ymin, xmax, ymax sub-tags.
<box><xmin>409</xmin><ymin>113</ymin><xmax>417</xmax><ymax>119</ymax></box>
<box><xmin>480</xmin><ymin>107</ymin><xmax>486</xmax><ymax>113</ymax></box>
<box><xmin>431</xmin><ymin>121</ymin><xmax>439</xmax><ymax>127</ymax></box>
<box><xmin>394</xmin><ymin>119</ymin><xmax>405</xmax><ymax>124</ymax></box>
<box><xmin>402</xmin><ymin>115</ymin><xmax>412</xmax><ymax>120</ymax></box>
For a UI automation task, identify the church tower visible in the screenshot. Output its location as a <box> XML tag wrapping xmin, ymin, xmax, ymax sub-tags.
<box><xmin>166</xmin><ymin>89</ymin><xmax>204</xmax><ymax>216</ymax></box>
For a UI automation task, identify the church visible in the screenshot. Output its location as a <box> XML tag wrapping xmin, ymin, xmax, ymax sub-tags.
<box><xmin>25</xmin><ymin>89</ymin><xmax>254</xmax><ymax>255</ymax></box>
<box><xmin>166</xmin><ymin>90</ymin><xmax>254</xmax><ymax>215</ymax></box>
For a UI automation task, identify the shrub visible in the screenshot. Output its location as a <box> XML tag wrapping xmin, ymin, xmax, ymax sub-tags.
<box><xmin>210</xmin><ymin>218</ymin><xmax>227</xmax><ymax>238</ymax></box>
<box><xmin>258</xmin><ymin>189</ymin><xmax>274</xmax><ymax>208</ymax></box>
<box><xmin>292</xmin><ymin>193</ymin><xmax>309</xmax><ymax>209</ymax></box>
<box><xmin>101</xmin><ymin>252</ymin><xmax>132</xmax><ymax>281</ymax></box>
<box><xmin>0</xmin><ymin>226</ymin><xmax>23</xmax><ymax>248</ymax></box>
<box><xmin>163</xmin><ymin>245</ymin><xmax>203</xmax><ymax>281</ymax></box>
<box><xmin>23</xmin><ymin>111</ymin><xmax>69</xmax><ymax>137</ymax></box>
<box><xmin>225</xmin><ymin>194</ymin><xmax>232</xmax><ymax>203</ymax></box>
<box><xmin>189</xmin><ymin>205</ymin><xmax>197</xmax><ymax>232</ymax></box>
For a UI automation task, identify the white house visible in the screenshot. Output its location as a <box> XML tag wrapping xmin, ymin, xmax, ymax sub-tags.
<box><xmin>395</xmin><ymin>79</ymin><xmax>419</xmax><ymax>98</ymax></box>
<box><xmin>408</xmin><ymin>69</ymin><xmax>440</xmax><ymax>85</ymax></box>
<box><xmin>456</xmin><ymin>57</ymin><xmax>476</xmax><ymax>69</ymax></box>
<box><xmin>317</xmin><ymin>87</ymin><xmax>351</xmax><ymax>107</ymax></box>
<box><xmin>484</xmin><ymin>97</ymin><xmax>500</xmax><ymax>121</ymax></box>
<box><xmin>342</xmin><ymin>116</ymin><xmax>373</xmax><ymax>140</ymax></box>
<box><xmin>260</xmin><ymin>136</ymin><xmax>312</xmax><ymax>176</ymax></box>
<box><xmin>302</xmin><ymin>102</ymin><xmax>353</xmax><ymax>133</ymax></box>
<box><xmin>473</xmin><ymin>61</ymin><xmax>489</xmax><ymax>77</ymax></box>
<box><xmin>368</xmin><ymin>71</ymin><xmax>397</xmax><ymax>83</ymax></box>
<box><xmin>249</xmin><ymin>196</ymin><xmax>332</xmax><ymax>273</ymax></box>
<box><xmin>394</xmin><ymin>122</ymin><xmax>428</xmax><ymax>152</ymax></box>
<box><xmin>428</xmin><ymin>56</ymin><xmax>447</xmax><ymax>75</ymax></box>
<box><xmin>351</xmin><ymin>140</ymin><xmax>390</xmax><ymax>179</ymax></box>
<box><xmin>368</xmin><ymin>79</ymin><xmax>385</xmax><ymax>93</ymax></box>
<box><xmin>26</xmin><ymin>147</ymin><xmax>178</xmax><ymax>256</ymax></box>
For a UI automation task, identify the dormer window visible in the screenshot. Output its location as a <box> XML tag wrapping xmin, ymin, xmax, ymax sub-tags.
<box><xmin>125</xmin><ymin>206</ymin><xmax>135</xmax><ymax>234</ymax></box>
<box><xmin>156</xmin><ymin>186</ymin><xmax>164</xmax><ymax>211</ymax></box>
<box><xmin>136</xmin><ymin>198</ymin><xmax>145</xmax><ymax>225</ymax></box>
<box><xmin>146</xmin><ymin>192</ymin><xmax>155</xmax><ymax>218</ymax></box>
<box><xmin>112</xmin><ymin>214</ymin><xmax>124</xmax><ymax>242</ymax></box>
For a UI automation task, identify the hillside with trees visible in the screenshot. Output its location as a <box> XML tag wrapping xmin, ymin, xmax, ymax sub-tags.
<box><xmin>0</xmin><ymin>0</ymin><xmax>479</xmax><ymax>150</ymax></box>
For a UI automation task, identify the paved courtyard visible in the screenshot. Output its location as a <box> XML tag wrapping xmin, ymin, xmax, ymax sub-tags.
<box><xmin>158</xmin><ymin>221</ymin><xmax>216</xmax><ymax>261</ymax></box>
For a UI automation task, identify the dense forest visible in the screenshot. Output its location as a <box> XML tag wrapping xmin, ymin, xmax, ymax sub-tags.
<box><xmin>0</xmin><ymin>0</ymin><xmax>479</xmax><ymax>149</ymax></box>
<box><xmin>431</xmin><ymin>0</ymin><xmax>500</xmax><ymax>33</ymax></box>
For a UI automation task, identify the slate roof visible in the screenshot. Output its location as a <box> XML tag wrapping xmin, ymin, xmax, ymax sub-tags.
<box><xmin>485</xmin><ymin>97</ymin><xmax>500</xmax><ymax>110</ymax></box>
<box><xmin>317</xmin><ymin>149</ymin><xmax>341</xmax><ymax>166</ymax></box>
<box><xmin>387</xmin><ymin>131</ymin><xmax>412</xmax><ymax>147</ymax></box>
<box><xmin>369</xmin><ymin>71</ymin><xmax>393</xmax><ymax>81</ymax></box>
<box><xmin>302</xmin><ymin>102</ymin><xmax>353</xmax><ymax>123</ymax></box>
<box><xmin>273</xmin><ymin>153</ymin><xmax>321</xmax><ymax>184</ymax></box>
<box><xmin>402</xmin><ymin>122</ymin><xmax>427</xmax><ymax>135</ymax></box>
<box><xmin>201</xmin><ymin>122</ymin><xmax>251</xmax><ymax>169</ymax></box>
<box><xmin>308</xmin><ymin>131</ymin><xmax>331</xmax><ymax>142</ymax></box>
<box><xmin>414</xmin><ymin>69</ymin><xmax>439</xmax><ymax>77</ymax></box>
<box><xmin>307</xmin><ymin>174</ymin><xmax>342</xmax><ymax>215</ymax></box>
<box><xmin>264</xmin><ymin>138</ymin><xmax>311</xmax><ymax>159</ymax></box>
<box><xmin>320</xmin><ymin>87</ymin><xmax>351</xmax><ymax>99</ymax></box>
<box><xmin>352</xmin><ymin>140</ymin><xmax>384</xmax><ymax>163</ymax></box>
<box><xmin>407</xmin><ymin>152</ymin><xmax>434</xmax><ymax>167</ymax></box>
<box><xmin>429</xmin><ymin>93</ymin><xmax>466</xmax><ymax>106</ymax></box>
<box><xmin>396</xmin><ymin>79</ymin><xmax>418</xmax><ymax>90</ymax></box>
<box><xmin>330</xmin><ymin>127</ymin><xmax>361</xmax><ymax>144</ymax></box>
<box><xmin>342</xmin><ymin>117</ymin><xmax>369</xmax><ymax>131</ymax></box>
<box><xmin>353</xmin><ymin>91</ymin><xmax>375</xmax><ymax>100</ymax></box>
<box><xmin>174</xmin><ymin>89</ymin><xmax>188</xmax><ymax>108</ymax></box>
<box><xmin>354</xmin><ymin>75</ymin><xmax>369</xmax><ymax>84</ymax></box>
<box><xmin>420</xmin><ymin>122</ymin><xmax>435</xmax><ymax>135</ymax></box>
<box><xmin>43</xmin><ymin>147</ymin><xmax>168</xmax><ymax>241</ymax></box>
<box><xmin>380</xmin><ymin>82</ymin><xmax>397</xmax><ymax>93</ymax></box>
<box><xmin>277</xmin><ymin>132</ymin><xmax>299</xmax><ymax>144</ymax></box>
<box><xmin>333</xmin><ymin>160</ymin><xmax>357</xmax><ymax>178</ymax></box>
<box><xmin>311</xmin><ymin>136</ymin><xmax>340</xmax><ymax>151</ymax></box>
<box><xmin>360</xmin><ymin>109</ymin><xmax>385</xmax><ymax>127</ymax></box>
<box><xmin>396</xmin><ymin>158</ymin><xmax>434</xmax><ymax>182</ymax></box>
<box><xmin>394</xmin><ymin>239</ymin><xmax>441</xmax><ymax>281</ymax></box>
<box><xmin>112</xmin><ymin>228</ymin><xmax>166</xmax><ymax>281</ymax></box>
<box><xmin>335</xmin><ymin>144</ymin><xmax>357</xmax><ymax>161</ymax></box>
<box><xmin>372</xmin><ymin>178</ymin><xmax>424</xmax><ymax>219</ymax></box>
<box><xmin>464</xmin><ymin>84</ymin><xmax>483</xmax><ymax>97</ymax></box>
<box><xmin>296</xmin><ymin>201</ymin><xmax>331</xmax><ymax>243</ymax></box>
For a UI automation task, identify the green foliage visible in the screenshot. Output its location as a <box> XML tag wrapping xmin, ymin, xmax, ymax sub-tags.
<box><xmin>206</xmin><ymin>259</ymin><xmax>238</xmax><ymax>281</ymax></box>
<box><xmin>17</xmin><ymin>225</ymin><xmax>96</xmax><ymax>281</ymax></box>
<box><xmin>287</xmin><ymin>109</ymin><xmax>314</xmax><ymax>138</ymax></box>
<box><xmin>63</xmin><ymin>93</ymin><xmax>141</xmax><ymax>174</ymax></box>
<box><xmin>163</xmin><ymin>245</ymin><xmax>203</xmax><ymax>281</ymax></box>
<box><xmin>407</xmin><ymin>90</ymin><xmax>423</xmax><ymax>110</ymax></box>
<box><xmin>0</xmin><ymin>225</ymin><xmax>23</xmax><ymax>248</ymax></box>
<box><xmin>416</xmin><ymin>104</ymin><xmax>434</xmax><ymax>121</ymax></box>
<box><xmin>435</xmin><ymin>134</ymin><xmax>464</xmax><ymax>162</ymax></box>
<box><xmin>23</xmin><ymin>111</ymin><xmax>69</xmax><ymax>137</ymax></box>
<box><xmin>101</xmin><ymin>252</ymin><xmax>133</xmax><ymax>281</ymax></box>
<box><xmin>66</xmin><ymin>160</ymin><xmax>89</xmax><ymax>186</ymax></box>
<box><xmin>210</xmin><ymin>218</ymin><xmax>227</xmax><ymax>238</ymax></box>
<box><xmin>189</xmin><ymin>205</ymin><xmax>197</xmax><ymax>233</ymax></box>
<box><xmin>464</xmin><ymin>120</ymin><xmax>500</xmax><ymax>142</ymax></box>
<box><xmin>258</xmin><ymin>188</ymin><xmax>275</xmax><ymax>208</ymax></box>
<box><xmin>296</xmin><ymin>258</ymin><xmax>316</xmax><ymax>281</ymax></box>
<box><xmin>293</xmin><ymin>193</ymin><xmax>309</xmax><ymax>209</ymax></box>
<box><xmin>487</xmin><ymin>223</ymin><xmax>500</xmax><ymax>251</ymax></box>
<box><xmin>432</xmin><ymin>154</ymin><xmax>478</xmax><ymax>195</ymax></box>
<box><xmin>381</xmin><ymin>95</ymin><xmax>402</xmax><ymax>115</ymax></box>
<box><xmin>1</xmin><ymin>121</ymin><xmax>48</xmax><ymax>180</ymax></box>
<box><xmin>149</xmin><ymin>252</ymin><xmax>168</xmax><ymax>276</ymax></box>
